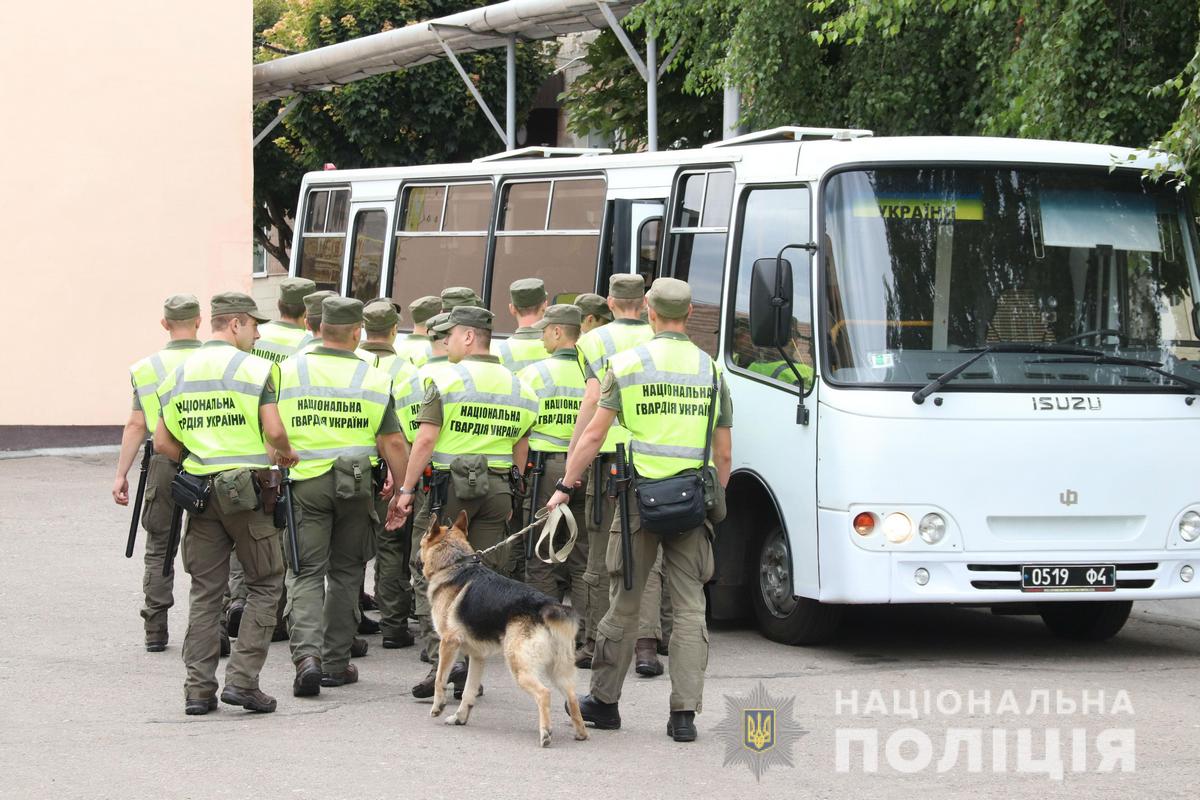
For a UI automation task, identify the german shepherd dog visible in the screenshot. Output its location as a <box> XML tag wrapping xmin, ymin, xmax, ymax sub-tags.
<box><xmin>420</xmin><ymin>510</ymin><xmax>588</xmax><ymax>747</ymax></box>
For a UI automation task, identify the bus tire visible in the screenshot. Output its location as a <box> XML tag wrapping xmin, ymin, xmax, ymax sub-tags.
<box><xmin>1037</xmin><ymin>601</ymin><xmax>1132</xmax><ymax>641</ymax></box>
<box><xmin>752</xmin><ymin>524</ymin><xmax>842</xmax><ymax>645</ymax></box>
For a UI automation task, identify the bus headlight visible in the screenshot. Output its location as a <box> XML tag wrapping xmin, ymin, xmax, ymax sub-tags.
<box><xmin>918</xmin><ymin>513</ymin><xmax>947</xmax><ymax>544</ymax></box>
<box><xmin>1180</xmin><ymin>511</ymin><xmax>1200</xmax><ymax>542</ymax></box>
<box><xmin>883</xmin><ymin>513</ymin><xmax>913</xmax><ymax>544</ymax></box>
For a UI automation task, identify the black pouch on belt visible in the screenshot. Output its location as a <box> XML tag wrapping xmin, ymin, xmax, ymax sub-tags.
<box><xmin>170</xmin><ymin>471</ymin><xmax>211</xmax><ymax>515</ymax></box>
<box><xmin>634</xmin><ymin>470</ymin><xmax>706</xmax><ymax>536</ymax></box>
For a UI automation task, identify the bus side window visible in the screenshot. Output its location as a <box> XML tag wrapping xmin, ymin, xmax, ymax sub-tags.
<box><xmin>667</xmin><ymin>169</ymin><xmax>734</xmax><ymax>357</ymax></box>
<box><xmin>390</xmin><ymin>181</ymin><xmax>492</xmax><ymax>328</ymax></box>
<box><xmin>298</xmin><ymin>187</ymin><xmax>350</xmax><ymax>292</ymax></box>
<box><xmin>346</xmin><ymin>209</ymin><xmax>388</xmax><ymax>302</ymax></box>
<box><xmin>490</xmin><ymin>177</ymin><xmax>605</xmax><ymax>332</ymax></box>
<box><xmin>637</xmin><ymin>216</ymin><xmax>661</xmax><ymax>288</ymax></box>
<box><xmin>730</xmin><ymin>186</ymin><xmax>814</xmax><ymax>389</ymax></box>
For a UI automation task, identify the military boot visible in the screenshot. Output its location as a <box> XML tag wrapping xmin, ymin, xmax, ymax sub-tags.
<box><xmin>226</xmin><ymin>598</ymin><xmax>246</xmax><ymax>638</ymax></box>
<box><xmin>293</xmin><ymin>655</ymin><xmax>322</xmax><ymax>697</ymax></box>
<box><xmin>667</xmin><ymin>710</ymin><xmax>697</xmax><ymax>742</ymax></box>
<box><xmin>220</xmin><ymin>686</ymin><xmax>277</xmax><ymax>713</ymax></box>
<box><xmin>573</xmin><ymin>694</ymin><xmax>621</xmax><ymax>730</ymax></box>
<box><xmin>635</xmin><ymin>638</ymin><xmax>663</xmax><ymax>677</ymax></box>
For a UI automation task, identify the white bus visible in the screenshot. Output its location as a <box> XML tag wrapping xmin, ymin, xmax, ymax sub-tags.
<box><xmin>290</xmin><ymin>126</ymin><xmax>1200</xmax><ymax>644</ymax></box>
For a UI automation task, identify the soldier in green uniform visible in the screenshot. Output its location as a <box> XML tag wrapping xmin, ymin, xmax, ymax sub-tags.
<box><xmin>279</xmin><ymin>297</ymin><xmax>411</xmax><ymax>696</ymax></box>
<box><xmin>549</xmin><ymin>278</ymin><xmax>734</xmax><ymax>743</ymax></box>
<box><xmin>112</xmin><ymin>294</ymin><xmax>203</xmax><ymax>652</ymax></box>
<box><xmin>575</xmin><ymin>293</ymin><xmax>613</xmax><ymax>334</ymax></box>
<box><xmin>395</xmin><ymin>295</ymin><xmax>441</xmax><ymax>367</ymax></box>
<box><xmin>493</xmin><ymin>278</ymin><xmax>550</xmax><ymax>372</ymax></box>
<box><xmin>387</xmin><ymin>304</ymin><xmax>537</xmax><ymax>698</ymax></box>
<box><xmin>359</xmin><ymin>299</ymin><xmax>418</xmax><ymax>649</ymax></box>
<box><xmin>297</xmin><ymin>290</ymin><xmax>338</xmax><ymax>354</ymax></box>
<box><xmin>404</xmin><ymin>310</ymin><xmax>456</xmax><ymax>665</ymax></box>
<box><xmin>570</xmin><ymin>275</ymin><xmax>655</xmax><ymax>668</ymax></box>
<box><xmin>439</xmin><ymin>286</ymin><xmax>482</xmax><ymax>312</ymax></box>
<box><xmin>517</xmin><ymin>304</ymin><xmax>588</xmax><ymax>639</ymax></box>
<box><xmin>154</xmin><ymin>292</ymin><xmax>300</xmax><ymax>715</ymax></box>
<box><xmin>228</xmin><ymin>278</ymin><xmax>317</xmax><ymax>639</ymax></box>
<box><xmin>252</xmin><ymin>277</ymin><xmax>316</xmax><ymax>363</ymax></box>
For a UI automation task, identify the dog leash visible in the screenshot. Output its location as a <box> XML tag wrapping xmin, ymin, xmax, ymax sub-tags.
<box><xmin>471</xmin><ymin>505</ymin><xmax>577</xmax><ymax>565</ymax></box>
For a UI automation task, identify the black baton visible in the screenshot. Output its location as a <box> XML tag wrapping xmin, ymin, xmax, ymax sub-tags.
<box><xmin>614</xmin><ymin>443</ymin><xmax>634</xmax><ymax>591</ymax></box>
<box><xmin>125</xmin><ymin>438</ymin><xmax>153</xmax><ymax>558</ymax></box>
<box><xmin>280</xmin><ymin>467</ymin><xmax>302</xmax><ymax>574</ymax></box>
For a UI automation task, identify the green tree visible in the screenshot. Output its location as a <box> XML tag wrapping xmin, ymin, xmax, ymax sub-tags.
<box><xmin>560</xmin><ymin>29</ymin><xmax>723</xmax><ymax>151</ymax></box>
<box><xmin>566</xmin><ymin>0</ymin><xmax>1200</xmax><ymax>180</ymax></box>
<box><xmin>253</xmin><ymin>0</ymin><xmax>554</xmax><ymax>267</ymax></box>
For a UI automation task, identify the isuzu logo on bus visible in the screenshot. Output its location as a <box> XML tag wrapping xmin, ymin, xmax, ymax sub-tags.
<box><xmin>1059</xmin><ymin>490</ymin><xmax>1079</xmax><ymax>507</ymax></box>
<box><xmin>1031</xmin><ymin>396</ymin><xmax>1102</xmax><ymax>411</ymax></box>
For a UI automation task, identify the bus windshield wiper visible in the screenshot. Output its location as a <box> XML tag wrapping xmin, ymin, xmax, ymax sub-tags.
<box><xmin>911</xmin><ymin>343</ymin><xmax>1104</xmax><ymax>405</ymax></box>
<box><xmin>1026</xmin><ymin>353</ymin><xmax>1200</xmax><ymax>392</ymax></box>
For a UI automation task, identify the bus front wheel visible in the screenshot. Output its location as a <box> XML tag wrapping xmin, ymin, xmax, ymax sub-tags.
<box><xmin>752</xmin><ymin>525</ymin><xmax>842</xmax><ymax>645</ymax></box>
<box><xmin>1037</xmin><ymin>601</ymin><xmax>1132</xmax><ymax>641</ymax></box>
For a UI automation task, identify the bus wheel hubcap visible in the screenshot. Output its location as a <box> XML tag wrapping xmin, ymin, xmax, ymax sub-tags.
<box><xmin>760</xmin><ymin>531</ymin><xmax>797</xmax><ymax>618</ymax></box>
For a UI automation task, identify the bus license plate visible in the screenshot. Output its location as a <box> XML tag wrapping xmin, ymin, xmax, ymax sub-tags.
<box><xmin>1020</xmin><ymin>565</ymin><xmax>1116</xmax><ymax>592</ymax></box>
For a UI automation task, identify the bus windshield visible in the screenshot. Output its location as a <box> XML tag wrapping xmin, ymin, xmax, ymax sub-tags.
<box><xmin>822</xmin><ymin>166</ymin><xmax>1200</xmax><ymax>390</ymax></box>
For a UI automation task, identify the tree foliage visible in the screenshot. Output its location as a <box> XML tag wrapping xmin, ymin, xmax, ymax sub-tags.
<box><xmin>566</xmin><ymin>0</ymin><xmax>1200</xmax><ymax>186</ymax></box>
<box><xmin>253</xmin><ymin>0</ymin><xmax>554</xmax><ymax>266</ymax></box>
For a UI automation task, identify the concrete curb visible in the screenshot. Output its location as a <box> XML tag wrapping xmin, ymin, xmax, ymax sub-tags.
<box><xmin>0</xmin><ymin>445</ymin><xmax>121</xmax><ymax>461</ymax></box>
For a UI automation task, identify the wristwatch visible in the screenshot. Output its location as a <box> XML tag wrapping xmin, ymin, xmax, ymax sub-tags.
<box><xmin>397</xmin><ymin>486</ymin><xmax>416</xmax><ymax>496</ymax></box>
<box><xmin>554</xmin><ymin>478</ymin><xmax>575</xmax><ymax>497</ymax></box>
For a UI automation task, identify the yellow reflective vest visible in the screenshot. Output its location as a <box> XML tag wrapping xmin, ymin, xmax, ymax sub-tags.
<box><xmin>492</xmin><ymin>329</ymin><xmax>549</xmax><ymax>374</ymax></box>
<box><xmin>395</xmin><ymin>334</ymin><xmax>433</xmax><ymax>367</ymax></box>
<box><xmin>518</xmin><ymin>350</ymin><xmax>585</xmax><ymax>454</ymax></box>
<box><xmin>157</xmin><ymin>342</ymin><xmax>275</xmax><ymax>476</ymax></box>
<box><xmin>576</xmin><ymin>319</ymin><xmax>653</xmax><ymax>453</ymax></box>
<box><xmin>277</xmin><ymin>350</ymin><xmax>392</xmax><ymax>481</ymax></box>
<box><xmin>429</xmin><ymin>358</ymin><xmax>537</xmax><ymax>470</ymax></box>
<box><xmin>609</xmin><ymin>335</ymin><xmax>720</xmax><ymax>480</ymax></box>
<box><xmin>252</xmin><ymin>321</ymin><xmax>311</xmax><ymax>364</ymax></box>
<box><xmin>130</xmin><ymin>340</ymin><xmax>201</xmax><ymax>434</ymax></box>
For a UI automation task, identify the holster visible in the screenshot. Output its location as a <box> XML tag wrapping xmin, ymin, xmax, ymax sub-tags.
<box><xmin>254</xmin><ymin>469</ymin><xmax>282</xmax><ymax>515</ymax></box>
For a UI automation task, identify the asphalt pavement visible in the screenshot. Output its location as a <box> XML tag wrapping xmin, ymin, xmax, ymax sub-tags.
<box><xmin>2</xmin><ymin>453</ymin><xmax>1199</xmax><ymax>799</ymax></box>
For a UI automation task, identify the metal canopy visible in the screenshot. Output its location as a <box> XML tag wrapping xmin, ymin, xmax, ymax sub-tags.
<box><xmin>253</xmin><ymin>0</ymin><xmax>638</xmax><ymax>104</ymax></box>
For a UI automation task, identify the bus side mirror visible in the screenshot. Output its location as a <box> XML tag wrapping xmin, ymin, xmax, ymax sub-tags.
<box><xmin>750</xmin><ymin>257</ymin><xmax>793</xmax><ymax>349</ymax></box>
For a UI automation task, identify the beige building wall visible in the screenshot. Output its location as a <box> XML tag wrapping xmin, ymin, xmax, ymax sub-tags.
<box><xmin>0</xmin><ymin>2</ymin><xmax>251</xmax><ymax>429</ymax></box>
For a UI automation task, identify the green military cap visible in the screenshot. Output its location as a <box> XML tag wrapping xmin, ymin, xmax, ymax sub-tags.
<box><xmin>322</xmin><ymin>296</ymin><xmax>364</xmax><ymax>325</ymax></box>
<box><xmin>609</xmin><ymin>274</ymin><xmax>646</xmax><ymax>300</ymax></box>
<box><xmin>574</xmin><ymin>292</ymin><xmax>612</xmax><ymax>321</ymax></box>
<box><xmin>509</xmin><ymin>277</ymin><xmax>547</xmax><ymax>308</ymax></box>
<box><xmin>304</xmin><ymin>289</ymin><xmax>337</xmax><ymax>319</ymax></box>
<box><xmin>363</xmin><ymin>298</ymin><xmax>401</xmax><ymax>331</ymax></box>
<box><xmin>210</xmin><ymin>292</ymin><xmax>270</xmax><ymax>322</ymax></box>
<box><xmin>646</xmin><ymin>277</ymin><xmax>692</xmax><ymax>320</ymax></box>
<box><xmin>426</xmin><ymin>311</ymin><xmax>451</xmax><ymax>340</ymax></box>
<box><xmin>433</xmin><ymin>304</ymin><xmax>494</xmax><ymax>333</ymax></box>
<box><xmin>278</xmin><ymin>277</ymin><xmax>317</xmax><ymax>305</ymax></box>
<box><xmin>441</xmin><ymin>286</ymin><xmax>482</xmax><ymax>310</ymax></box>
<box><xmin>163</xmin><ymin>294</ymin><xmax>200</xmax><ymax>321</ymax></box>
<box><xmin>533</xmin><ymin>303</ymin><xmax>582</xmax><ymax>330</ymax></box>
<box><xmin>409</xmin><ymin>295</ymin><xmax>442</xmax><ymax>325</ymax></box>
